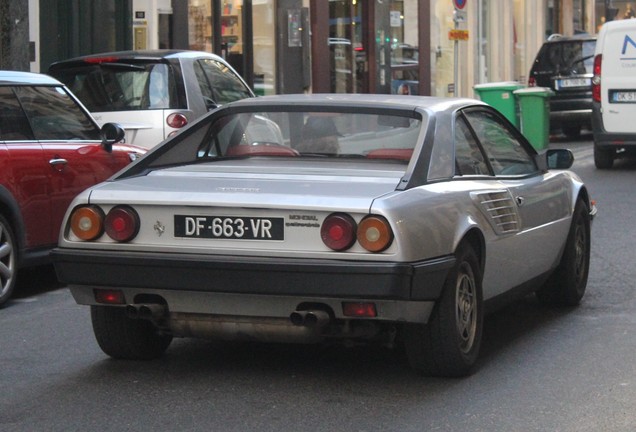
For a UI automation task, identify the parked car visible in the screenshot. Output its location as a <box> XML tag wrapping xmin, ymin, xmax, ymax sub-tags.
<box><xmin>52</xmin><ymin>94</ymin><xmax>594</xmax><ymax>377</ymax></box>
<box><xmin>48</xmin><ymin>50</ymin><xmax>255</xmax><ymax>149</ymax></box>
<box><xmin>591</xmin><ymin>19</ymin><xmax>636</xmax><ymax>169</ymax></box>
<box><xmin>528</xmin><ymin>34</ymin><xmax>596</xmax><ymax>139</ymax></box>
<box><xmin>0</xmin><ymin>71</ymin><xmax>145</xmax><ymax>306</ymax></box>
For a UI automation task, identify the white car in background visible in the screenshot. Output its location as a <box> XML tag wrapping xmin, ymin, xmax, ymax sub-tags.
<box><xmin>49</xmin><ymin>50</ymin><xmax>255</xmax><ymax>149</ymax></box>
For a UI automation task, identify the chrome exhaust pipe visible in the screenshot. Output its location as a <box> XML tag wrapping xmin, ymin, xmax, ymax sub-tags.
<box><xmin>289</xmin><ymin>310</ymin><xmax>309</xmax><ymax>326</ymax></box>
<box><xmin>139</xmin><ymin>304</ymin><xmax>167</xmax><ymax>320</ymax></box>
<box><xmin>289</xmin><ymin>310</ymin><xmax>330</xmax><ymax>328</ymax></box>
<box><xmin>126</xmin><ymin>304</ymin><xmax>168</xmax><ymax>322</ymax></box>
<box><xmin>125</xmin><ymin>305</ymin><xmax>140</xmax><ymax>319</ymax></box>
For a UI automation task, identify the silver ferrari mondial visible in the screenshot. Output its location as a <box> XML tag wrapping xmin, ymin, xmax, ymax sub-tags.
<box><xmin>52</xmin><ymin>94</ymin><xmax>595</xmax><ymax>377</ymax></box>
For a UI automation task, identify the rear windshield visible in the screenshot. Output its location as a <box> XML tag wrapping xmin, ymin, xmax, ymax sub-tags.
<box><xmin>138</xmin><ymin>109</ymin><xmax>424</xmax><ymax>171</ymax></box>
<box><xmin>52</xmin><ymin>61</ymin><xmax>180</xmax><ymax>112</ymax></box>
<box><xmin>533</xmin><ymin>40</ymin><xmax>596</xmax><ymax>74</ymax></box>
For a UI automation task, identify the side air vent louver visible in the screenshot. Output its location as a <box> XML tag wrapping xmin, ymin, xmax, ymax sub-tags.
<box><xmin>472</xmin><ymin>190</ymin><xmax>520</xmax><ymax>235</ymax></box>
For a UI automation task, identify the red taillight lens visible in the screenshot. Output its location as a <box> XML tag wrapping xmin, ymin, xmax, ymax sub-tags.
<box><xmin>528</xmin><ymin>76</ymin><xmax>536</xmax><ymax>87</ymax></box>
<box><xmin>70</xmin><ymin>205</ymin><xmax>105</xmax><ymax>241</ymax></box>
<box><xmin>94</xmin><ymin>289</ymin><xmax>126</xmax><ymax>305</ymax></box>
<box><xmin>342</xmin><ymin>302</ymin><xmax>377</xmax><ymax>318</ymax></box>
<box><xmin>321</xmin><ymin>213</ymin><xmax>357</xmax><ymax>251</ymax></box>
<box><xmin>357</xmin><ymin>216</ymin><xmax>393</xmax><ymax>252</ymax></box>
<box><xmin>84</xmin><ymin>57</ymin><xmax>118</xmax><ymax>64</ymax></box>
<box><xmin>105</xmin><ymin>206</ymin><xmax>140</xmax><ymax>242</ymax></box>
<box><xmin>167</xmin><ymin>113</ymin><xmax>188</xmax><ymax>128</ymax></box>
<box><xmin>592</xmin><ymin>54</ymin><xmax>602</xmax><ymax>103</ymax></box>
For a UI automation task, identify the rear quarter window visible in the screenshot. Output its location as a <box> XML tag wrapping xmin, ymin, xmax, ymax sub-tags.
<box><xmin>193</xmin><ymin>59</ymin><xmax>253</xmax><ymax>105</ymax></box>
<box><xmin>15</xmin><ymin>86</ymin><xmax>101</xmax><ymax>141</ymax></box>
<box><xmin>0</xmin><ymin>87</ymin><xmax>35</xmax><ymax>141</ymax></box>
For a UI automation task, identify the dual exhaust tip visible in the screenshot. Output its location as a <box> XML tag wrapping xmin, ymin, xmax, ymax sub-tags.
<box><xmin>289</xmin><ymin>310</ymin><xmax>330</xmax><ymax>327</ymax></box>
<box><xmin>126</xmin><ymin>304</ymin><xmax>330</xmax><ymax>328</ymax></box>
<box><xmin>126</xmin><ymin>304</ymin><xmax>167</xmax><ymax>321</ymax></box>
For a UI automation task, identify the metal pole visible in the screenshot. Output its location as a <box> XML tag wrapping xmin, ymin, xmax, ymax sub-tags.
<box><xmin>453</xmin><ymin>9</ymin><xmax>458</xmax><ymax>97</ymax></box>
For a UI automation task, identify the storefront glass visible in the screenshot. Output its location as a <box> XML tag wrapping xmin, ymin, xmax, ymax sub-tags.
<box><xmin>389</xmin><ymin>0</ymin><xmax>419</xmax><ymax>95</ymax></box>
<box><xmin>329</xmin><ymin>0</ymin><xmax>363</xmax><ymax>93</ymax></box>
<box><xmin>430</xmin><ymin>0</ymin><xmax>456</xmax><ymax>97</ymax></box>
<box><xmin>188</xmin><ymin>0</ymin><xmax>213</xmax><ymax>52</ymax></box>
<box><xmin>596</xmin><ymin>0</ymin><xmax>636</xmax><ymax>30</ymax></box>
<box><xmin>253</xmin><ymin>1</ymin><xmax>276</xmax><ymax>95</ymax></box>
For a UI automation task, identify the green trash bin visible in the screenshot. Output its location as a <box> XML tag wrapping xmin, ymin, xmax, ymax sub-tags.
<box><xmin>513</xmin><ymin>87</ymin><xmax>554</xmax><ymax>151</ymax></box>
<box><xmin>474</xmin><ymin>81</ymin><xmax>524</xmax><ymax>128</ymax></box>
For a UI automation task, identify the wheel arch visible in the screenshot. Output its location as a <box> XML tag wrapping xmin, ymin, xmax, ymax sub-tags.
<box><xmin>0</xmin><ymin>185</ymin><xmax>26</xmax><ymax>262</ymax></box>
<box><xmin>458</xmin><ymin>227</ymin><xmax>485</xmax><ymax>275</ymax></box>
<box><xmin>575</xmin><ymin>186</ymin><xmax>591</xmax><ymax>212</ymax></box>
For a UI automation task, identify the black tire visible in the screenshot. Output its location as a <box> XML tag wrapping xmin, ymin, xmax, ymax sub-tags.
<box><xmin>536</xmin><ymin>199</ymin><xmax>590</xmax><ymax>306</ymax></box>
<box><xmin>403</xmin><ymin>244</ymin><xmax>483</xmax><ymax>377</ymax></box>
<box><xmin>594</xmin><ymin>146</ymin><xmax>614</xmax><ymax>169</ymax></box>
<box><xmin>0</xmin><ymin>214</ymin><xmax>18</xmax><ymax>307</ymax></box>
<box><xmin>562</xmin><ymin>124</ymin><xmax>581</xmax><ymax>140</ymax></box>
<box><xmin>91</xmin><ymin>305</ymin><xmax>173</xmax><ymax>360</ymax></box>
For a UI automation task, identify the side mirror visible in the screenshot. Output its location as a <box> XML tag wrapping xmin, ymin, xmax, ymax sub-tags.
<box><xmin>546</xmin><ymin>148</ymin><xmax>574</xmax><ymax>170</ymax></box>
<box><xmin>101</xmin><ymin>122</ymin><xmax>126</xmax><ymax>152</ymax></box>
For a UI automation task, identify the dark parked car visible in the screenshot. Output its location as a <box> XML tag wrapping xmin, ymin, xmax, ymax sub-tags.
<box><xmin>528</xmin><ymin>34</ymin><xmax>596</xmax><ymax>138</ymax></box>
<box><xmin>49</xmin><ymin>50</ymin><xmax>255</xmax><ymax>149</ymax></box>
<box><xmin>0</xmin><ymin>71</ymin><xmax>145</xmax><ymax>306</ymax></box>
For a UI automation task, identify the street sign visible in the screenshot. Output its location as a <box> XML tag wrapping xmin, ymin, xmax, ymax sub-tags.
<box><xmin>449</xmin><ymin>29</ymin><xmax>469</xmax><ymax>41</ymax></box>
<box><xmin>453</xmin><ymin>0</ymin><xmax>467</xmax><ymax>10</ymax></box>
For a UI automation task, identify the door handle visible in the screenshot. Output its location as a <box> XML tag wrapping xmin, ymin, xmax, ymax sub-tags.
<box><xmin>49</xmin><ymin>158</ymin><xmax>68</xmax><ymax>171</ymax></box>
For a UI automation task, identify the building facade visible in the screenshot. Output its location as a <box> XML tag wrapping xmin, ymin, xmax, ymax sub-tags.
<box><xmin>19</xmin><ymin>0</ymin><xmax>636</xmax><ymax>98</ymax></box>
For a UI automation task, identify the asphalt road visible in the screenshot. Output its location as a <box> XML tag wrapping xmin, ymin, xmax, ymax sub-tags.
<box><xmin>2</xmin><ymin>133</ymin><xmax>635</xmax><ymax>432</ymax></box>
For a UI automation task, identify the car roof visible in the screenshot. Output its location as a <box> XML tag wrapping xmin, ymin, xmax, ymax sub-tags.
<box><xmin>543</xmin><ymin>34</ymin><xmax>597</xmax><ymax>44</ymax></box>
<box><xmin>49</xmin><ymin>49</ymin><xmax>226</xmax><ymax>66</ymax></box>
<box><xmin>226</xmin><ymin>93</ymin><xmax>483</xmax><ymax>114</ymax></box>
<box><xmin>0</xmin><ymin>70</ymin><xmax>63</xmax><ymax>86</ymax></box>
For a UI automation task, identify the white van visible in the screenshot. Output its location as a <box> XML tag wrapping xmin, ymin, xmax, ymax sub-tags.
<box><xmin>592</xmin><ymin>19</ymin><xmax>636</xmax><ymax>168</ymax></box>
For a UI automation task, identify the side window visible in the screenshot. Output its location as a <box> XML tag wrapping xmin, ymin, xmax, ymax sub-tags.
<box><xmin>15</xmin><ymin>86</ymin><xmax>101</xmax><ymax>141</ymax></box>
<box><xmin>454</xmin><ymin>116</ymin><xmax>490</xmax><ymax>175</ymax></box>
<box><xmin>0</xmin><ymin>87</ymin><xmax>35</xmax><ymax>141</ymax></box>
<box><xmin>463</xmin><ymin>109</ymin><xmax>537</xmax><ymax>176</ymax></box>
<box><xmin>194</xmin><ymin>59</ymin><xmax>253</xmax><ymax>107</ymax></box>
<box><xmin>147</xmin><ymin>63</ymin><xmax>171</xmax><ymax>109</ymax></box>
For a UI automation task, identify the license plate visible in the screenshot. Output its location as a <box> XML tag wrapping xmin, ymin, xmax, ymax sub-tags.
<box><xmin>174</xmin><ymin>215</ymin><xmax>284</xmax><ymax>240</ymax></box>
<box><xmin>557</xmin><ymin>78</ymin><xmax>591</xmax><ymax>89</ymax></box>
<box><xmin>611</xmin><ymin>91</ymin><xmax>636</xmax><ymax>103</ymax></box>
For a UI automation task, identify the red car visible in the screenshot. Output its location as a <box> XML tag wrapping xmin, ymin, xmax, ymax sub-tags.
<box><xmin>0</xmin><ymin>71</ymin><xmax>146</xmax><ymax>306</ymax></box>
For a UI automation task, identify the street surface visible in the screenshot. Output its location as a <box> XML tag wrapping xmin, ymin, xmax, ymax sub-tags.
<box><xmin>2</xmin><ymin>133</ymin><xmax>635</xmax><ymax>431</ymax></box>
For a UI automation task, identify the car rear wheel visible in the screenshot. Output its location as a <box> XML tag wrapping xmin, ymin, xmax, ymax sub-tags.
<box><xmin>562</xmin><ymin>124</ymin><xmax>581</xmax><ymax>140</ymax></box>
<box><xmin>594</xmin><ymin>146</ymin><xmax>614</xmax><ymax>169</ymax></box>
<box><xmin>403</xmin><ymin>244</ymin><xmax>483</xmax><ymax>377</ymax></box>
<box><xmin>91</xmin><ymin>305</ymin><xmax>173</xmax><ymax>360</ymax></box>
<box><xmin>536</xmin><ymin>199</ymin><xmax>590</xmax><ymax>306</ymax></box>
<box><xmin>0</xmin><ymin>214</ymin><xmax>17</xmax><ymax>307</ymax></box>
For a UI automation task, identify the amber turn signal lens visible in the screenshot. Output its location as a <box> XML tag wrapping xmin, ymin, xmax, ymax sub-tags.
<box><xmin>357</xmin><ymin>215</ymin><xmax>393</xmax><ymax>252</ymax></box>
<box><xmin>70</xmin><ymin>206</ymin><xmax>104</xmax><ymax>241</ymax></box>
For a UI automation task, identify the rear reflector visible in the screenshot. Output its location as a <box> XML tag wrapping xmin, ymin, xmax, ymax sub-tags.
<box><xmin>94</xmin><ymin>289</ymin><xmax>126</xmax><ymax>305</ymax></box>
<box><xmin>342</xmin><ymin>302</ymin><xmax>377</xmax><ymax>318</ymax></box>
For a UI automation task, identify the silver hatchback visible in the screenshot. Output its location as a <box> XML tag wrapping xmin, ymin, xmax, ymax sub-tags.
<box><xmin>49</xmin><ymin>50</ymin><xmax>255</xmax><ymax>149</ymax></box>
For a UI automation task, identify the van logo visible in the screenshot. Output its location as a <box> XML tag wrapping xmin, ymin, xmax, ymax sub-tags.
<box><xmin>621</xmin><ymin>35</ymin><xmax>636</xmax><ymax>58</ymax></box>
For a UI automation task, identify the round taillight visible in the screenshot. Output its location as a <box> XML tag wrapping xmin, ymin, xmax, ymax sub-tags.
<box><xmin>321</xmin><ymin>213</ymin><xmax>357</xmax><ymax>251</ymax></box>
<box><xmin>167</xmin><ymin>113</ymin><xmax>188</xmax><ymax>128</ymax></box>
<box><xmin>70</xmin><ymin>205</ymin><xmax>104</xmax><ymax>241</ymax></box>
<box><xmin>105</xmin><ymin>206</ymin><xmax>140</xmax><ymax>242</ymax></box>
<box><xmin>357</xmin><ymin>216</ymin><xmax>393</xmax><ymax>252</ymax></box>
